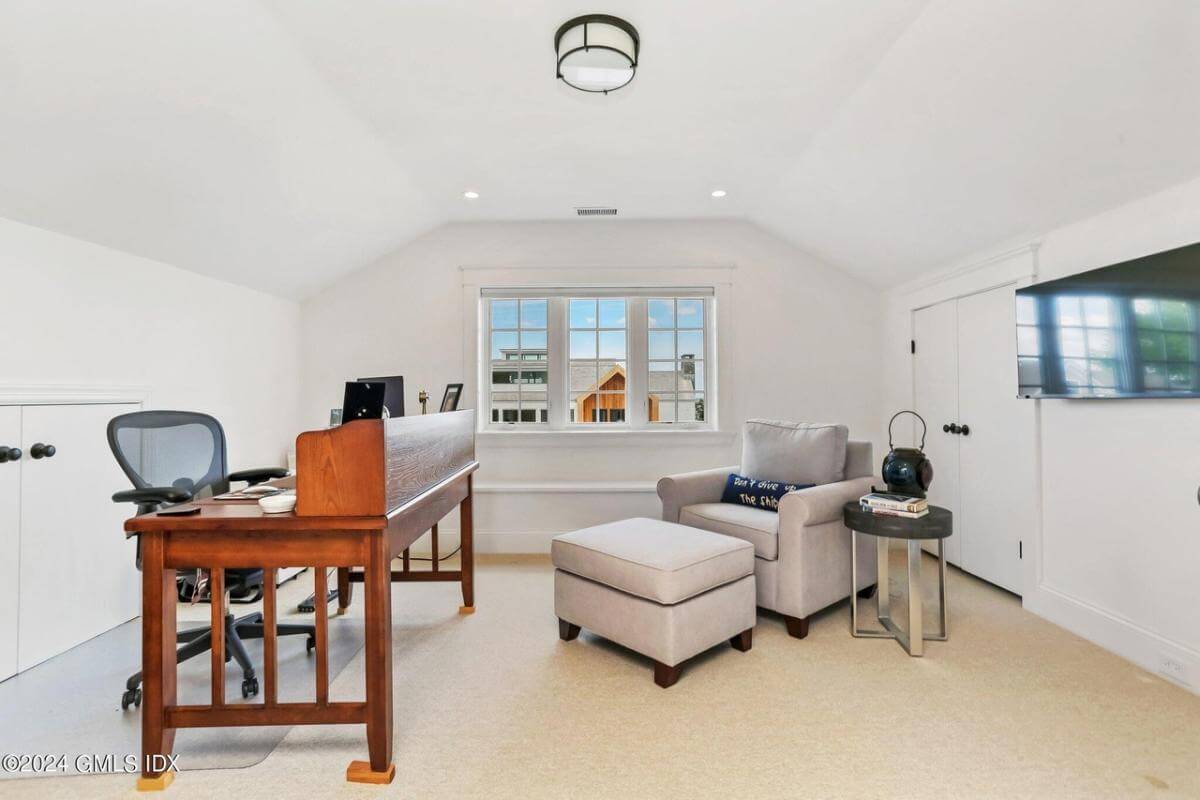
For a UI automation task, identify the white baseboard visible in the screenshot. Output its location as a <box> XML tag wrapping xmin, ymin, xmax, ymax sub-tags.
<box><xmin>1025</xmin><ymin>583</ymin><xmax>1200</xmax><ymax>696</ymax></box>
<box><xmin>475</xmin><ymin>531</ymin><xmax>557</xmax><ymax>554</ymax></box>
<box><xmin>404</xmin><ymin>530</ymin><xmax>558</xmax><ymax>556</ymax></box>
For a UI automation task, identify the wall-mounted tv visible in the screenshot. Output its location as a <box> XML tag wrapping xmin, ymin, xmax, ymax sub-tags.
<box><xmin>1016</xmin><ymin>241</ymin><xmax>1200</xmax><ymax>398</ymax></box>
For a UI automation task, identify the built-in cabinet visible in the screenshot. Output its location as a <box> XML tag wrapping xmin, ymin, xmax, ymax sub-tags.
<box><xmin>913</xmin><ymin>284</ymin><xmax>1036</xmax><ymax>594</ymax></box>
<box><xmin>0</xmin><ymin>396</ymin><xmax>142</xmax><ymax>681</ymax></box>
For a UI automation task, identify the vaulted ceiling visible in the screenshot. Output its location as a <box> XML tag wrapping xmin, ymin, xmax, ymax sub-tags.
<box><xmin>1</xmin><ymin>1</ymin><xmax>1197</xmax><ymax>297</ymax></box>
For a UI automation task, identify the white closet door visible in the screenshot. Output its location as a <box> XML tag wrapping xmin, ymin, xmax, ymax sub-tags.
<box><xmin>0</xmin><ymin>407</ymin><xmax>21</xmax><ymax>681</ymax></box>
<box><xmin>18</xmin><ymin>403</ymin><xmax>141</xmax><ymax>671</ymax></box>
<box><xmin>957</xmin><ymin>285</ymin><xmax>1033</xmax><ymax>594</ymax></box>
<box><xmin>913</xmin><ymin>299</ymin><xmax>962</xmax><ymax>565</ymax></box>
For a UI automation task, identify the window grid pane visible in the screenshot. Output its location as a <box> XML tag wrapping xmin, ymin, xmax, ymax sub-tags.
<box><xmin>570</xmin><ymin>298</ymin><xmax>627</xmax><ymax>425</ymax></box>
<box><xmin>490</xmin><ymin>298</ymin><xmax>548</xmax><ymax>424</ymax></box>
<box><xmin>648</xmin><ymin>298</ymin><xmax>706</xmax><ymax>424</ymax></box>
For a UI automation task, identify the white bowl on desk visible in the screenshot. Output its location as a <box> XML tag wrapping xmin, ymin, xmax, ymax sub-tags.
<box><xmin>259</xmin><ymin>493</ymin><xmax>297</xmax><ymax>514</ymax></box>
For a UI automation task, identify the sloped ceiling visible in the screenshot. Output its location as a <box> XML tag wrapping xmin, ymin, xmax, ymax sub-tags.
<box><xmin>0</xmin><ymin>0</ymin><xmax>1197</xmax><ymax>298</ymax></box>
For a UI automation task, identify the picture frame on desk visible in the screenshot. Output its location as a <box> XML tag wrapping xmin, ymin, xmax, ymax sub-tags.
<box><xmin>440</xmin><ymin>383</ymin><xmax>464</xmax><ymax>413</ymax></box>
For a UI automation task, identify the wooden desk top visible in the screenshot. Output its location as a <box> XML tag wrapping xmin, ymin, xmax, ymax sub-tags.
<box><xmin>125</xmin><ymin>498</ymin><xmax>387</xmax><ymax>534</ymax></box>
<box><xmin>125</xmin><ymin>460</ymin><xmax>479</xmax><ymax>535</ymax></box>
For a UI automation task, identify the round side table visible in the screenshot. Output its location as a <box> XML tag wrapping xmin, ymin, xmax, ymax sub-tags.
<box><xmin>843</xmin><ymin>501</ymin><xmax>952</xmax><ymax>657</ymax></box>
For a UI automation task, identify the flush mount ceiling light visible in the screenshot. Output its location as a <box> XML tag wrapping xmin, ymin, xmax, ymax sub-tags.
<box><xmin>463</xmin><ymin>190</ymin><xmax>480</xmax><ymax>199</ymax></box>
<box><xmin>555</xmin><ymin>14</ymin><xmax>639</xmax><ymax>94</ymax></box>
<box><xmin>711</xmin><ymin>189</ymin><xmax>727</xmax><ymax>198</ymax></box>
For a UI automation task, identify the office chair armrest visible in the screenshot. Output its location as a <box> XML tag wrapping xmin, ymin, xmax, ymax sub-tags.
<box><xmin>112</xmin><ymin>487</ymin><xmax>193</xmax><ymax>505</ymax></box>
<box><xmin>227</xmin><ymin>467</ymin><xmax>289</xmax><ymax>486</ymax></box>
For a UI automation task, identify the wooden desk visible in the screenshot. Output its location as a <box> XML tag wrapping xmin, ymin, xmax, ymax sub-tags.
<box><xmin>125</xmin><ymin>411</ymin><xmax>476</xmax><ymax>790</ymax></box>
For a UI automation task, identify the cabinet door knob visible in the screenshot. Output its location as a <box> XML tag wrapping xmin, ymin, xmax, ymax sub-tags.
<box><xmin>0</xmin><ymin>446</ymin><xmax>20</xmax><ymax>463</ymax></box>
<box><xmin>942</xmin><ymin>424</ymin><xmax>951</xmax><ymax>433</ymax></box>
<box><xmin>30</xmin><ymin>442</ymin><xmax>56</xmax><ymax>459</ymax></box>
<box><xmin>960</xmin><ymin>424</ymin><xmax>970</xmax><ymax>436</ymax></box>
<box><xmin>947</xmin><ymin>423</ymin><xmax>962</xmax><ymax>434</ymax></box>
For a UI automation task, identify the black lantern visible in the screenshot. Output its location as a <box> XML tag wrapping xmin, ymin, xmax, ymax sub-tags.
<box><xmin>881</xmin><ymin>411</ymin><xmax>934</xmax><ymax>498</ymax></box>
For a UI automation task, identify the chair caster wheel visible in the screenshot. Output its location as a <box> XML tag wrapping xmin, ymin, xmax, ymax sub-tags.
<box><xmin>241</xmin><ymin>677</ymin><xmax>259</xmax><ymax>698</ymax></box>
<box><xmin>121</xmin><ymin>687</ymin><xmax>142</xmax><ymax>710</ymax></box>
<box><xmin>306</xmin><ymin>635</ymin><xmax>316</xmax><ymax>655</ymax></box>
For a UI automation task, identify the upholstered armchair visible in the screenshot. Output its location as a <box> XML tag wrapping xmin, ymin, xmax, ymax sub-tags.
<box><xmin>657</xmin><ymin>420</ymin><xmax>878</xmax><ymax>638</ymax></box>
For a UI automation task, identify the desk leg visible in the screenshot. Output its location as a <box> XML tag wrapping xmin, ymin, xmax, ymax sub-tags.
<box><xmin>347</xmin><ymin>532</ymin><xmax>395</xmax><ymax>785</ymax></box>
<box><xmin>138</xmin><ymin>534</ymin><xmax>177</xmax><ymax>791</ymax></box>
<box><xmin>459</xmin><ymin>475</ymin><xmax>475</xmax><ymax>613</ymax></box>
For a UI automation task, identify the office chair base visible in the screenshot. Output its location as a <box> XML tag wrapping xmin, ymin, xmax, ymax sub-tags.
<box><xmin>136</xmin><ymin>771</ymin><xmax>175</xmax><ymax>792</ymax></box>
<box><xmin>121</xmin><ymin>687</ymin><xmax>142</xmax><ymax>710</ymax></box>
<box><xmin>120</xmin><ymin>611</ymin><xmax>316</xmax><ymax>710</ymax></box>
<box><xmin>346</xmin><ymin>760</ymin><xmax>395</xmax><ymax>785</ymax></box>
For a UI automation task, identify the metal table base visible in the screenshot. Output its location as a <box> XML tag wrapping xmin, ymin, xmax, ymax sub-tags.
<box><xmin>851</xmin><ymin>533</ymin><xmax>948</xmax><ymax>656</ymax></box>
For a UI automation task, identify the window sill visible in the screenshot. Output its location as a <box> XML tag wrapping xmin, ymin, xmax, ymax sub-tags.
<box><xmin>476</xmin><ymin>428</ymin><xmax>737</xmax><ymax>447</ymax></box>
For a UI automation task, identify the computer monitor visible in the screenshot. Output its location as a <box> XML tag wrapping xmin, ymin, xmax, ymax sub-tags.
<box><xmin>357</xmin><ymin>375</ymin><xmax>405</xmax><ymax>417</ymax></box>
<box><xmin>342</xmin><ymin>381</ymin><xmax>386</xmax><ymax>421</ymax></box>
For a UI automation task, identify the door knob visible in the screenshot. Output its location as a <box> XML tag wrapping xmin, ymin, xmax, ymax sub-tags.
<box><xmin>0</xmin><ymin>446</ymin><xmax>20</xmax><ymax>463</ymax></box>
<box><xmin>960</xmin><ymin>424</ymin><xmax>970</xmax><ymax>436</ymax></box>
<box><xmin>30</xmin><ymin>442</ymin><xmax>56</xmax><ymax>459</ymax></box>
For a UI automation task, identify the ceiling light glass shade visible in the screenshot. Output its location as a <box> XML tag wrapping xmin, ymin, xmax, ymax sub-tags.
<box><xmin>555</xmin><ymin>15</ymin><xmax>639</xmax><ymax>94</ymax></box>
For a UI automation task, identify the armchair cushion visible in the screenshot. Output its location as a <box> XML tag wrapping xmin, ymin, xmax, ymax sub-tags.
<box><xmin>741</xmin><ymin>420</ymin><xmax>849</xmax><ymax>486</ymax></box>
<box><xmin>680</xmin><ymin>502</ymin><xmax>780</xmax><ymax>560</ymax></box>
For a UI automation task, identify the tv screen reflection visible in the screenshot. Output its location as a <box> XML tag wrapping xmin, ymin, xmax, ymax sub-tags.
<box><xmin>1015</xmin><ymin>242</ymin><xmax>1200</xmax><ymax>399</ymax></box>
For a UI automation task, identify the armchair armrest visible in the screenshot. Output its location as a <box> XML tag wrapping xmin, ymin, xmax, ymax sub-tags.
<box><xmin>657</xmin><ymin>465</ymin><xmax>737</xmax><ymax>523</ymax></box>
<box><xmin>112</xmin><ymin>487</ymin><xmax>193</xmax><ymax>506</ymax></box>
<box><xmin>778</xmin><ymin>476</ymin><xmax>875</xmax><ymax>527</ymax></box>
<box><xmin>227</xmin><ymin>467</ymin><xmax>289</xmax><ymax>486</ymax></box>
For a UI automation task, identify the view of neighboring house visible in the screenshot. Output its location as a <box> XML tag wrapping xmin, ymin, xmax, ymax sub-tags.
<box><xmin>490</xmin><ymin>348</ymin><xmax>703</xmax><ymax>423</ymax></box>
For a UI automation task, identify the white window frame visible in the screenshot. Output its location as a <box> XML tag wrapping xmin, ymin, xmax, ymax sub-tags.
<box><xmin>479</xmin><ymin>287</ymin><xmax>717</xmax><ymax>433</ymax></box>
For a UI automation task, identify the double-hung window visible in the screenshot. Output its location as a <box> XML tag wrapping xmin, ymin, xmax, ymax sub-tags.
<box><xmin>483</xmin><ymin>288</ymin><xmax>715</xmax><ymax>431</ymax></box>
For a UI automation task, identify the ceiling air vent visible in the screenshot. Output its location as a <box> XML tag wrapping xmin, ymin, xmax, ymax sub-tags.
<box><xmin>575</xmin><ymin>206</ymin><xmax>618</xmax><ymax>217</ymax></box>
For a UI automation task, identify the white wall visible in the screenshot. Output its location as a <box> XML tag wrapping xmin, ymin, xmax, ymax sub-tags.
<box><xmin>301</xmin><ymin>219</ymin><xmax>886</xmax><ymax>550</ymax></box>
<box><xmin>0</xmin><ymin>216</ymin><xmax>301</xmax><ymax>469</ymax></box>
<box><xmin>883</xmin><ymin>175</ymin><xmax>1200</xmax><ymax>693</ymax></box>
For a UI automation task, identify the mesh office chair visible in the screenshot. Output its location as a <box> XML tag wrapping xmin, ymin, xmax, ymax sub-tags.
<box><xmin>108</xmin><ymin>410</ymin><xmax>315</xmax><ymax>710</ymax></box>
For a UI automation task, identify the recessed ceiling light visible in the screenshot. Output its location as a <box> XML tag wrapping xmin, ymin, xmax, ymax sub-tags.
<box><xmin>711</xmin><ymin>189</ymin><xmax>727</xmax><ymax>198</ymax></box>
<box><xmin>463</xmin><ymin>190</ymin><xmax>480</xmax><ymax>199</ymax></box>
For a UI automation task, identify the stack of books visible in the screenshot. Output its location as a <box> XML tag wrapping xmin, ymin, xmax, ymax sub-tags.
<box><xmin>859</xmin><ymin>491</ymin><xmax>929</xmax><ymax>519</ymax></box>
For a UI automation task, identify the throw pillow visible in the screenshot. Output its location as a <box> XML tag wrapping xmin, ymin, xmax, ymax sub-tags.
<box><xmin>720</xmin><ymin>473</ymin><xmax>813</xmax><ymax>512</ymax></box>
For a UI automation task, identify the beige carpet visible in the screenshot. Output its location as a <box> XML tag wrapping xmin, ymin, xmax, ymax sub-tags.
<box><xmin>10</xmin><ymin>552</ymin><xmax>1200</xmax><ymax>800</ymax></box>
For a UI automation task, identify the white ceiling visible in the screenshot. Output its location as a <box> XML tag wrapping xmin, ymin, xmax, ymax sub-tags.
<box><xmin>1</xmin><ymin>1</ymin><xmax>1198</xmax><ymax>297</ymax></box>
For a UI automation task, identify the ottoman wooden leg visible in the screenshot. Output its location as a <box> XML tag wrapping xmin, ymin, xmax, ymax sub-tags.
<box><xmin>730</xmin><ymin>628</ymin><xmax>753</xmax><ymax>652</ymax></box>
<box><xmin>654</xmin><ymin>661</ymin><xmax>682</xmax><ymax>688</ymax></box>
<box><xmin>558</xmin><ymin>619</ymin><xmax>581</xmax><ymax>641</ymax></box>
<box><xmin>783</xmin><ymin>615</ymin><xmax>810</xmax><ymax>639</ymax></box>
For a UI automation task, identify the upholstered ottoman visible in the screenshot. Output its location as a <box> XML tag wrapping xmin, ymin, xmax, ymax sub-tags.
<box><xmin>552</xmin><ymin>517</ymin><xmax>756</xmax><ymax>687</ymax></box>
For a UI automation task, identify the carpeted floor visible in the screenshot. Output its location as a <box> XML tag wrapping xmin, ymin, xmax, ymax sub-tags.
<box><xmin>8</xmin><ymin>552</ymin><xmax>1200</xmax><ymax>799</ymax></box>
